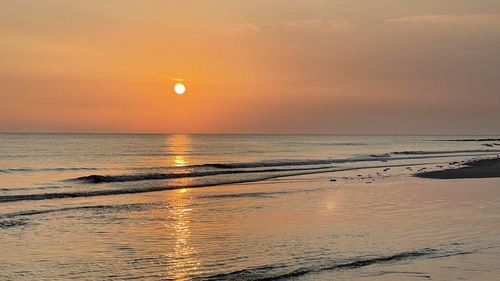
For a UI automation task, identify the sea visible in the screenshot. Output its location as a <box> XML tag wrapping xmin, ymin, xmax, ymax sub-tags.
<box><xmin>1</xmin><ymin>134</ymin><xmax>499</xmax><ymax>280</ymax></box>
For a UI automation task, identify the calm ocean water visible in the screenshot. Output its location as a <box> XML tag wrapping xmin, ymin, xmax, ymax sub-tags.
<box><xmin>1</xmin><ymin>134</ymin><xmax>500</xmax><ymax>280</ymax></box>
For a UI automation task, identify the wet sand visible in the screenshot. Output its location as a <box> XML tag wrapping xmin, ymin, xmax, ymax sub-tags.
<box><xmin>416</xmin><ymin>157</ymin><xmax>500</xmax><ymax>179</ymax></box>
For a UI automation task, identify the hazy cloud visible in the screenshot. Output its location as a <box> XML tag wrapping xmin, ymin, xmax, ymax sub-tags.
<box><xmin>234</xmin><ymin>19</ymin><xmax>351</xmax><ymax>34</ymax></box>
<box><xmin>183</xmin><ymin>23</ymin><xmax>259</xmax><ymax>40</ymax></box>
<box><xmin>386</xmin><ymin>14</ymin><xmax>500</xmax><ymax>25</ymax></box>
<box><xmin>2</xmin><ymin>1</ymin><xmax>500</xmax><ymax>134</ymax></box>
<box><xmin>183</xmin><ymin>19</ymin><xmax>348</xmax><ymax>41</ymax></box>
<box><xmin>231</xmin><ymin>23</ymin><xmax>260</xmax><ymax>34</ymax></box>
<box><xmin>271</xmin><ymin>19</ymin><xmax>351</xmax><ymax>31</ymax></box>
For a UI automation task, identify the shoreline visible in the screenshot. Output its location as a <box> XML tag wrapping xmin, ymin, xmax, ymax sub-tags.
<box><xmin>416</xmin><ymin>157</ymin><xmax>500</xmax><ymax>179</ymax></box>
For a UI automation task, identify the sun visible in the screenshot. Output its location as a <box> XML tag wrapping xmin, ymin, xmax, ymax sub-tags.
<box><xmin>174</xmin><ymin>82</ymin><xmax>186</xmax><ymax>95</ymax></box>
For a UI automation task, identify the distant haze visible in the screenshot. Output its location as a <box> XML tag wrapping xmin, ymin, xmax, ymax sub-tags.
<box><xmin>1</xmin><ymin>0</ymin><xmax>500</xmax><ymax>134</ymax></box>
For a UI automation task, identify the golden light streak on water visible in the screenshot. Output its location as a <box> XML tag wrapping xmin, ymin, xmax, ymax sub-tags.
<box><xmin>167</xmin><ymin>135</ymin><xmax>192</xmax><ymax>167</ymax></box>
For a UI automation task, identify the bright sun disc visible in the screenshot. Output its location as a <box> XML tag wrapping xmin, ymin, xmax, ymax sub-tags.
<box><xmin>174</xmin><ymin>82</ymin><xmax>186</xmax><ymax>95</ymax></box>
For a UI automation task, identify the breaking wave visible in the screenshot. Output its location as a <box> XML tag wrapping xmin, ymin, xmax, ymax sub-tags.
<box><xmin>69</xmin><ymin>149</ymin><xmax>500</xmax><ymax>184</ymax></box>
<box><xmin>72</xmin><ymin>166</ymin><xmax>330</xmax><ymax>184</ymax></box>
<box><xmin>2</xmin><ymin>149</ymin><xmax>499</xmax><ymax>203</ymax></box>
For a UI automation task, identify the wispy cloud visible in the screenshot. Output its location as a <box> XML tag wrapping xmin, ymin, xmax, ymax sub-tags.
<box><xmin>273</xmin><ymin>19</ymin><xmax>351</xmax><ymax>31</ymax></box>
<box><xmin>386</xmin><ymin>14</ymin><xmax>500</xmax><ymax>25</ymax></box>
<box><xmin>230</xmin><ymin>23</ymin><xmax>260</xmax><ymax>34</ymax></box>
<box><xmin>182</xmin><ymin>23</ymin><xmax>259</xmax><ymax>40</ymax></box>
<box><xmin>182</xmin><ymin>19</ymin><xmax>349</xmax><ymax>41</ymax></box>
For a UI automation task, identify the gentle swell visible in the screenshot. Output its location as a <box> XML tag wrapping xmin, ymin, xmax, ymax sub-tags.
<box><xmin>72</xmin><ymin>166</ymin><xmax>330</xmax><ymax>183</ymax></box>
<box><xmin>197</xmin><ymin>248</ymin><xmax>471</xmax><ymax>281</ymax></box>
<box><xmin>0</xmin><ymin>203</ymin><xmax>152</xmax><ymax>220</ymax></box>
<box><xmin>0</xmin><ymin>167</ymin><xmax>101</xmax><ymax>173</ymax></box>
<box><xmin>202</xmin><ymin>149</ymin><xmax>500</xmax><ymax>169</ymax></box>
<box><xmin>195</xmin><ymin>189</ymin><xmax>310</xmax><ymax>200</ymax></box>
<box><xmin>0</xmin><ymin>170</ymin><xmax>333</xmax><ymax>203</ymax></box>
<box><xmin>72</xmin><ymin>149</ymin><xmax>500</xmax><ymax>184</ymax></box>
<box><xmin>3</xmin><ymin>151</ymin><xmax>500</xmax><ymax>203</ymax></box>
<box><xmin>391</xmin><ymin>149</ymin><xmax>500</xmax><ymax>155</ymax></box>
<box><xmin>203</xmin><ymin>159</ymin><xmax>336</xmax><ymax>169</ymax></box>
<box><xmin>0</xmin><ymin>219</ymin><xmax>30</xmax><ymax>229</ymax></box>
<box><xmin>436</xmin><ymin>138</ymin><xmax>500</xmax><ymax>142</ymax></box>
<box><xmin>0</xmin><ymin>203</ymin><xmax>156</xmax><ymax>229</ymax></box>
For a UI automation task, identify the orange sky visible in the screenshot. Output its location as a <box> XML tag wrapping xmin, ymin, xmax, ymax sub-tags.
<box><xmin>1</xmin><ymin>0</ymin><xmax>500</xmax><ymax>134</ymax></box>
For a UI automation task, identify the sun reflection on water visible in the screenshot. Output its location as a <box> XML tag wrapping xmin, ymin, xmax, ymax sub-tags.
<box><xmin>168</xmin><ymin>135</ymin><xmax>192</xmax><ymax>168</ymax></box>
<box><xmin>174</xmin><ymin>156</ymin><xmax>188</xmax><ymax>167</ymax></box>
<box><xmin>163</xmin><ymin>135</ymin><xmax>199</xmax><ymax>280</ymax></box>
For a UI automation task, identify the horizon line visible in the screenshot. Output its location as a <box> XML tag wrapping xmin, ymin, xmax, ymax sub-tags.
<box><xmin>1</xmin><ymin>131</ymin><xmax>500</xmax><ymax>137</ymax></box>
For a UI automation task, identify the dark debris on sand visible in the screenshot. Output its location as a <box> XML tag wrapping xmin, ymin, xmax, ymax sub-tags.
<box><xmin>415</xmin><ymin>157</ymin><xmax>500</xmax><ymax>179</ymax></box>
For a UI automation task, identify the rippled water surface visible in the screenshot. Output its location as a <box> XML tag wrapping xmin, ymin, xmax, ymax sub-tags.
<box><xmin>1</xmin><ymin>134</ymin><xmax>499</xmax><ymax>280</ymax></box>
